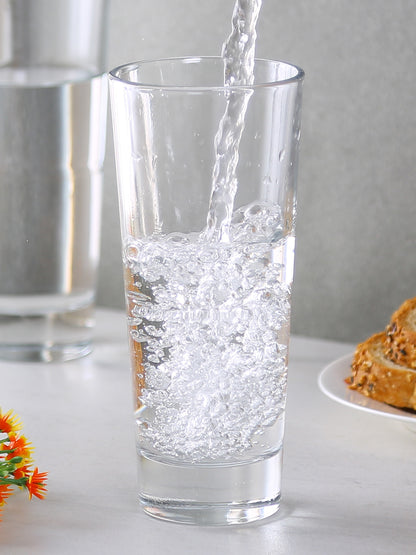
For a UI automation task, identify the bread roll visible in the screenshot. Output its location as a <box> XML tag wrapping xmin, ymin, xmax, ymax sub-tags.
<box><xmin>347</xmin><ymin>332</ymin><xmax>416</xmax><ymax>410</ymax></box>
<box><xmin>384</xmin><ymin>297</ymin><xmax>416</xmax><ymax>369</ymax></box>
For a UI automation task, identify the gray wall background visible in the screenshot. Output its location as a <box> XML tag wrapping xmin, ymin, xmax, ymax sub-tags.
<box><xmin>98</xmin><ymin>0</ymin><xmax>416</xmax><ymax>344</ymax></box>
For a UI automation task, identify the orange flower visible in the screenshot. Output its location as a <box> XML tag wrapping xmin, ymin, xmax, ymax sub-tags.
<box><xmin>0</xmin><ymin>409</ymin><xmax>22</xmax><ymax>434</ymax></box>
<box><xmin>2</xmin><ymin>434</ymin><xmax>33</xmax><ymax>469</ymax></box>
<box><xmin>12</xmin><ymin>464</ymin><xmax>32</xmax><ymax>481</ymax></box>
<box><xmin>26</xmin><ymin>468</ymin><xmax>48</xmax><ymax>500</ymax></box>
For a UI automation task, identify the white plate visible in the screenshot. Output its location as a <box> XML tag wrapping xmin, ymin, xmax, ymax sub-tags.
<box><xmin>318</xmin><ymin>353</ymin><xmax>416</xmax><ymax>426</ymax></box>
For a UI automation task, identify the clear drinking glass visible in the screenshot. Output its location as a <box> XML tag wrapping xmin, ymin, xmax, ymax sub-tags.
<box><xmin>109</xmin><ymin>56</ymin><xmax>304</xmax><ymax>525</ymax></box>
<box><xmin>0</xmin><ymin>0</ymin><xmax>109</xmax><ymax>362</ymax></box>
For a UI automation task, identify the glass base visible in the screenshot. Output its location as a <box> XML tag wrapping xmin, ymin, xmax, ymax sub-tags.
<box><xmin>0</xmin><ymin>341</ymin><xmax>92</xmax><ymax>363</ymax></box>
<box><xmin>138</xmin><ymin>449</ymin><xmax>283</xmax><ymax>525</ymax></box>
<box><xmin>0</xmin><ymin>306</ymin><xmax>94</xmax><ymax>362</ymax></box>
<box><xmin>141</xmin><ymin>496</ymin><xmax>280</xmax><ymax>526</ymax></box>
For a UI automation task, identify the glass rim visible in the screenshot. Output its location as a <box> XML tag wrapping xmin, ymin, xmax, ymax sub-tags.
<box><xmin>108</xmin><ymin>56</ymin><xmax>304</xmax><ymax>91</ymax></box>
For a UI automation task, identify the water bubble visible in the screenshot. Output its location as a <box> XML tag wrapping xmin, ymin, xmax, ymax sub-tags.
<box><xmin>166</xmin><ymin>232</ymin><xmax>190</xmax><ymax>244</ymax></box>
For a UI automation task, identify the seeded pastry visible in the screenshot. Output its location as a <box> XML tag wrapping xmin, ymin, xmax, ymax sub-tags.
<box><xmin>384</xmin><ymin>297</ymin><xmax>416</xmax><ymax>369</ymax></box>
<box><xmin>347</xmin><ymin>332</ymin><xmax>416</xmax><ymax>411</ymax></box>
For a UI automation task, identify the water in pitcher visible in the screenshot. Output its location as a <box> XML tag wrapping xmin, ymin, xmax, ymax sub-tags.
<box><xmin>0</xmin><ymin>66</ymin><xmax>107</xmax><ymax>359</ymax></box>
<box><xmin>0</xmin><ymin>67</ymin><xmax>107</xmax><ymax>315</ymax></box>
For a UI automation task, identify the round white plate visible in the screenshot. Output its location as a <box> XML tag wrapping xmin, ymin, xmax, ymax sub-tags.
<box><xmin>318</xmin><ymin>353</ymin><xmax>416</xmax><ymax>426</ymax></box>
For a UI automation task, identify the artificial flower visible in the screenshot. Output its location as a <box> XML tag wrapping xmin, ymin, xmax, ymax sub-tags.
<box><xmin>0</xmin><ymin>409</ymin><xmax>22</xmax><ymax>435</ymax></box>
<box><xmin>1</xmin><ymin>434</ymin><xmax>33</xmax><ymax>463</ymax></box>
<box><xmin>26</xmin><ymin>468</ymin><xmax>48</xmax><ymax>500</ymax></box>
<box><xmin>0</xmin><ymin>408</ymin><xmax>47</xmax><ymax>521</ymax></box>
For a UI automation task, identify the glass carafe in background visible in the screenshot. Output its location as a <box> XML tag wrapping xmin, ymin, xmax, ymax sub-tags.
<box><xmin>0</xmin><ymin>0</ymin><xmax>109</xmax><ymax>361</ymax></box>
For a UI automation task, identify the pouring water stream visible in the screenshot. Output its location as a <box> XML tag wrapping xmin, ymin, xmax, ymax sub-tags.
<box><xmin>205</xmin><ymin>0</ymin><xmax>263</xmax><ymax>242</ymax></box>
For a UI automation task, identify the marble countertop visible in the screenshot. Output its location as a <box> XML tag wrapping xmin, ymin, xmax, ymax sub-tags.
<box><xmin>1</xmin><ymin>309</ymin><xmax>415</xmax><ymax>554</ymax></box>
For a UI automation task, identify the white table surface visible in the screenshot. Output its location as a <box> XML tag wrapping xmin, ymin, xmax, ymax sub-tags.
<box><xmin>1</xmin><ymin>309</ymin><xmax>415</xmax><ymax>554</ymax></box>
